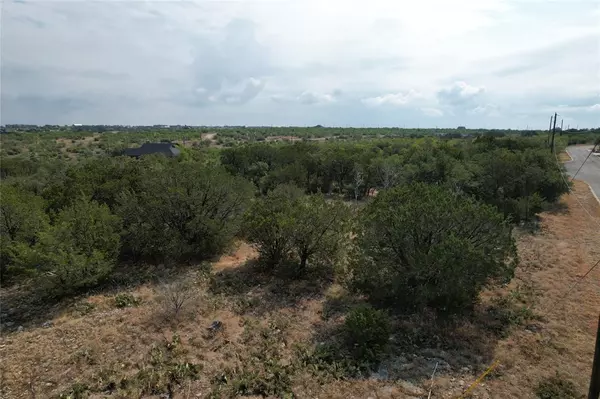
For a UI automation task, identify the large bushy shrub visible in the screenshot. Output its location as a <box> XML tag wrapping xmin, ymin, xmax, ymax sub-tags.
<box><xmin>349</xmin><ymin>183</ymin><xmax>517</xmax><ymax>313</ymax></box>
<box><xmin>343</xmin><ymin>304</ymin><xmax>391</xmax><ymax>363</ymax></box>
<box><xmin>243</xmin><ymin>185</ymin><xmax>352</xmax><ymax>276</ymax></box>
<box><xmin>18</xmin><ymin>198</ymin><xmax>123</xmax><ymax>295</ymax></box>
<box><xmin>117</xmin><ymin>163</ymin><xmax>254</xmax><ymax>261</ymax></box>
<box><xmin>242</xmin><ymin>184</ymin><xmax>304</xmax><ymax>269</ymax></box>
<box><xmin>0</xmin><ymin>185</ymin><xmax>49</xmax><ymax>279</ymax></box>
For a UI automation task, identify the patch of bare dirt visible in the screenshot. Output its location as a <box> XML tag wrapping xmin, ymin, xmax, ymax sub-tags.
<box><xmin>212</xmin><ymin>241</ymin><xmax>258</xmax><ymax>272</ymax></box>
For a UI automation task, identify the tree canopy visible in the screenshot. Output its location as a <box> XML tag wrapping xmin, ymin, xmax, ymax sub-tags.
<box><xmin>349</xmin><ymin>183</ymin><xmax>517</xmax><ymax>313</ymax></box>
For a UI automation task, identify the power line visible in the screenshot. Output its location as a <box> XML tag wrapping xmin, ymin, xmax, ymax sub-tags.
<box><xmin>570</xmin><ymin>144</ymin><xmax>598</xmax><ymax>182</ymax></box>
<box><xmin>548</xmin><ymin>141</ymin><xmax>600</xmax><ymax>310</ymax></box>
<box><xmin>553</xmin><ymin>141</ymin><xmax>600</xmax><ymax>229</ymax></box>
<box><xmin>561</xmin><ymin>258</ymin><xmax>600</xmax><ymax>301</ymax></box>
<box><xmin>550</xmin><ymin>112</ymin><xmax>558</xmax><ymax>153</ymax></box>
<box><xmin>458</xmin><ymin>147</ymin><xmax>600</xmax><ymax>398</ymax></box>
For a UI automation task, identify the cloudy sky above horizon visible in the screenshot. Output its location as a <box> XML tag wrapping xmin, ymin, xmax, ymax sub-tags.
<box><xmin>2</xmin><ymin>0</ymin><xmax>599</xmax><ymax>128</ymax></box>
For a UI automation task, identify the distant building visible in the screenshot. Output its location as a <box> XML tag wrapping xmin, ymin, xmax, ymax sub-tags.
<box><xmin>123</xmin><ymin>142</ymin><xmax>181</xmax><ymax>158</ymax></box>
<box><xmin>73</xmin><ymin>123</ymin><xmax>83</xmax><ymax>127</ymax></box>
<box><xmin>457</xmin><ymin>126</ymin><xmax>466</xmax><ymax>130</ymax></box>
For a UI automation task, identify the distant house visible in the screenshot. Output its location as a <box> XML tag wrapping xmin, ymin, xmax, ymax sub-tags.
<box><xmin>457</xmin><ymin>126</ymin><xmax>466</xmax><ymax>130</ymax></box>
<box><xmin>123</xmin><ymin>142</ymin><xmax>181</xmax><ymax>158</ymax></box>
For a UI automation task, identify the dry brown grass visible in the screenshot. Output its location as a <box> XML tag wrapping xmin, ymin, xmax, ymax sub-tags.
<box><xmin>1</xmin><ymin>183</ymin><xmax>598</xmax><ymax>398</ymax></box>
<box><xmin>468</xmin><ymin>180</ymin><xmax>600</xmax><ymax>398</ymax></box>
<box><xmin>558</xmin><ymin>151</ymin><xmax>573</xmax><ymax>162</ymax></box>
<box><xmin>212</xmin><ymin>241</ymin><xmax>258</xmax><ymax>273</ymax></box>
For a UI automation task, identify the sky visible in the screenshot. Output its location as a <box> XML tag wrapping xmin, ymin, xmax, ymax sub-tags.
<box><xmin>1</xmin><ymin>0</ymin><xmax>599</xmax><ymax>128</ymax></box>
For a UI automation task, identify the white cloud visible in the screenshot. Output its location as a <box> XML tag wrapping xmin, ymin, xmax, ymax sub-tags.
<box><xmin>298</xmin><ymin>91</ymin><xmax>335</xmax><ymax>105</ymax></box>
<box><xmin>437</xmin><ymin>81</ymin><xmax>486</xmax><ymax>106</ymax></box>
<box><xmin>361</xmin><ymin>90</ymin><xmax>422</xmax><ymax>107</ymax></box>
<box><xmin>421</xmin><ymin>107</ymin><xmax>444</xmax><ymax>117</ymax></box>
<box><xmin>589</xmin><ymin>104</ymin><xmax>600</xmax><ymax>112</ymax></box>
<box><xmin>469</xmin><ymin>103</ymin><xmax>500</xmax><ymax>116</ymax></box>
<box><xmin>270</xmin><ymin>91</ymin><xmax>337</xmax><ymax>105</ymax></box>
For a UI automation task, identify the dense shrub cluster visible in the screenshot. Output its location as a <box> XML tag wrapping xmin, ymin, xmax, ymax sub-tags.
<box><xmin>348</xmin><ymin>183</ymin><xmax>517</xmax><ymax>312</ymax></box>
<box><xmin>343</xmin><ymin>305</ymin><xmax>391</xmax><ymax>363</ymax></box>
<box><xmin>0</xmin><ymin>156</ymin><xmax>253</xmax><ymax>296</ymax></box>
<box><xmin>117</xmin><ymin>163</ymin><xmax>254</xmax><ymax>261</ymax></box>
<box><xmin>220</xmin><ymin>136</ymin><xmax>571</xmax><ymax>222</ymax></box>
<box><xmin>243</xmin><ymin>184</ymin><xmax>352</xmax><ymax>275</ymax></box>
<box><xmin>0</xmin><ymin>133</ymin><xmax>576</xmax><ymax>307</ymax></box>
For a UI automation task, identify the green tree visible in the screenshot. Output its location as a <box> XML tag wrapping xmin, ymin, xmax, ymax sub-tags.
<box><xmin>343</xmin><ymin>304</ymin><xmax>391</xmax><ymax>363</ymax></box>
<box><xmin>0</xmin><ymin>185</ymin><xmax>48</xmax><ymax>243</ymax></box>
<box><xmin>243</xmin><ymin>187</ymin><xmax>352</xmax><ymax>276</ymax></box>
<box><xmin>290</xmin><ymin>195</ymin><xmax>352</xmax><ymax>273</ymax></box>
<box><xmin>117</xmin><ymin>164</ymin><xmax>254</xmax><ymax>261</ymax></box>
<box><xmin>48</xmin><ymin>197</ymin><xmax>122</xmax><ymax>260</ymax></box>
<box><xmin>42</xmin><ymin>156</ymin><xmax>143</xmax><ymax>212</ymax></box>
<box><xmin>349</xmin><ymin>183</ymin><xmax>517</xmax><ymax>313</ymax></box>
<box><xmin>242</xmin><ymin>184</ymin><xmax>304</xmax><ymax>269</ymax></box>
<box><xmin>26</xmin><ymin>198</ymin><xmax>122</xmax><ymax>295</ymax></box>
<box><xmin>0</xmin><ymin>185</ymin><xmax>49</xmax><ymax>279</ymax></box>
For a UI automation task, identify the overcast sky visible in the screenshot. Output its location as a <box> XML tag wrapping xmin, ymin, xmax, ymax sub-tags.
<box><xmin>2</xmin><ymin>0</ymin><xmax>599</xmax><ymax>128</ymax></box>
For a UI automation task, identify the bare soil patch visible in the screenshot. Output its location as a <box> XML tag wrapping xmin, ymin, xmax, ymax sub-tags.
<box><xmin>212</xmin><ymin>241</ymin><xmax>258</xmax><ymax>273</ymax></box>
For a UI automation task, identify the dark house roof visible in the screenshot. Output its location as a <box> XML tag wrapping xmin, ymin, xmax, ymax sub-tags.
<box><xmin>123</xmin><ymin>142</ymin><xmax>181</xmax><ymax>158</ymax></box>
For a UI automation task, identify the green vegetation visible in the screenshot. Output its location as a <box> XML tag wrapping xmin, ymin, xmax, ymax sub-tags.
<box><xmin>0</xmin><ymin>127</ymin><xmax>582</xmax><ymax>300</ymax></box>
<box><xmin>114</xmin><ymin>293</ymin><xmax>141</xmax><ymax>308</ymax></box>
<box><xmin>343</xmin><ymin>304</ymin><xmax>391</xmax><ymax>363</ymax></box>
<box><xmin>116</xmin><ymin>161</ymin><xmax>253</xmax><ymax>262</ymax></box>
<box><xmin>243</xmin><ymin>184</ymin><xmax>352</xmax><ymax>275</ymax></box>
<box><xmin>0</xmin><ymin>184</ymin><xmax>49</xmax><ymax>280</ymax></box>
<box><xmin>535</xmin><ymin>372</ymin><xmax>581</xmax><ymax>399</ymax></box>
<box><xmin>1</xmin><ymin>124</ymin><xmax>596</xmax><ymax>398</ymax></box>
<box><xmin>349</xmin><ymin>183</ymin><xmax>517</xmax><ymax>313</ymax></box>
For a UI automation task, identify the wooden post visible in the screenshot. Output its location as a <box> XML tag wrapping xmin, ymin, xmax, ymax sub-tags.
<box><xmin>589</xmin><ymin>314</ymin><xmax>600</xmax><ymax>399</ymax></box>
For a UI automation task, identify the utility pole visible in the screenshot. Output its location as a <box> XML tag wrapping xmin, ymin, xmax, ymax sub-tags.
<box><xmin>589</xmin><ymin>314</ymin><xmax>600</xmax><ymax>399</ymax></box>
<box><xmin>550</xmin><ymin>112</ymin><xmax>558</xmax><ymax>153</ymax></box>
<box><xmin>548</xmin><ymin>114</ymin><xmax>554</xmax><ymax>145</ymax></box>
<box><xmin>560</xmin><ymin>119</ymin><xmax>564</xmax><ymax>136</ymax></box>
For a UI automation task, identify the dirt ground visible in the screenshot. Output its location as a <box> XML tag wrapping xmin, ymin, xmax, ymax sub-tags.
<box><xmin>1</xmin><ymin>182</ymin><xmax>598</xmax><ymax>399</ymax></box>
<box><xmin>477</xmin><ymin>180</ymin><xmax>600</xmax><ymax>398</ymax></box>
